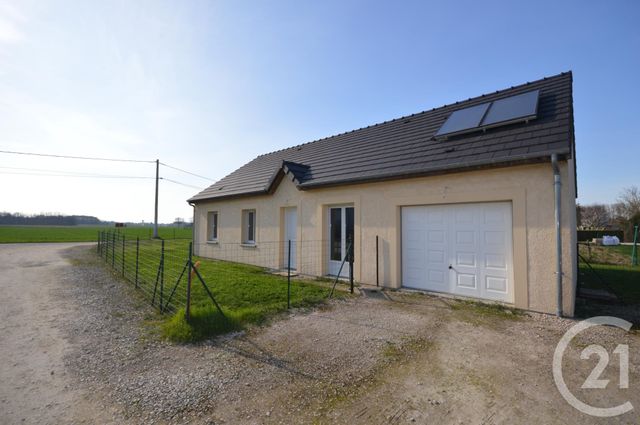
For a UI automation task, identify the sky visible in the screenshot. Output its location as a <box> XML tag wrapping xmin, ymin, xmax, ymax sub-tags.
<box><xmin>0</xmin><ymin>0</ymin><xmax>638</xmax><ymax>223</ymax></box>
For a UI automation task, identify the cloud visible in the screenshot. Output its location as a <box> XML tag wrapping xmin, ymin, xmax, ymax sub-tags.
<box><xmin>0</xmin><ymin>2</ymin><xmax>25</xmax><ymax>43</ymax></box>
<box><xmin>0</xmin><ymin>17</ymin><xmax>23</xmax><ymax>43</ymax></box>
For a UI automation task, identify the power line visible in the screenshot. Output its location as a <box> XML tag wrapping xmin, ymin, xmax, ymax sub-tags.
<box><xmin>160</xmin><ymin>177</ymin><xmax>204</xmax><ymax>191</ymax></box>
<box><xmin>0</xmin><ymin>150</ymin><xmax>213</xmax><ymax>182</ymax></box>
<box><xmin>159</xmin><ymin>162</ymin><xmax>213</xmax><ymax>181</ymax></box>
<box><xmin>0</xmin><ymin>171</ymin><xmax>155</xmax><ymax>179</ymax></box>
<box><xmin>0</xmin><ymin>167</ymin><xmax>203</xmax><ymax>188</ymax></box>
<box><xmin>0</xmin><ymin>166</ymin><xmax>152</xmax><ymax>177</ymax></box>
<box><xmin>0</xmin><ymin>149</ymin><xmax>154</xmax><ymax>163</ymax></box>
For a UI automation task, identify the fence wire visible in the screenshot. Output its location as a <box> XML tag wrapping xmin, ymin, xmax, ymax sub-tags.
<box><xmin>98</xmin><ymin>231</ymin><xmax>196</xmax><ymax>313</ymax></box>
<box><xmin>96</xmin><ymin>231</ymin><xmax>354</xmax><ymax>317</ymax></box>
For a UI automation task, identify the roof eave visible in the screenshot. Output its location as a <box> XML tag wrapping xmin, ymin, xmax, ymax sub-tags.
<box><xmin>298</xmin><ymin>150</ymin><xmax>571</xmax><ymax>191</ymax></box>
<box><xmin>187</xmin><ymin>189</ymin><xmax>270</xmax><ymax>204</ymax></box>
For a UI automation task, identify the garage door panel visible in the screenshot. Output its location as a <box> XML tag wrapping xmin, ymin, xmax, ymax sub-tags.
<box><xmin>456</xmin><ymin>273</ymin><xmax>477</xmax><ymax>289</ymax></box>
<box><xmin>428</xmin><ymin>249</ymin><xmax>445</xmax><ymax>263</ymax></box>
<box><xmin>454</xmin><ymin>208</ymin><xmax>474</xmax><ymax>224</ymax></box>
<box><xmin>486</xmin><ymin>276</ymin><xmax>507</xmax><ymax>293</ymax></box>
<box><xmin>427</xmin><ymin>209</ymin><xmax>445</xmax><ymax>224</ymax></box>
<box><xmin>404</xmin><ymin>231</ymin><xmax>423</xmax><ymax>244</ymax></box>
<box><xmin>427</xmin><ymin>270</ymin><xmax>447</xmax><ymax>290</ymax></box>
<box><xmin>404</xmin><ymin>250</ymin><xmax>424</xmax><ymax>264</ymax></box>
<box><xmin>456</xmin><ymin>252</ymin><xmax>476</xmax><ymax>267</ymax></box>
<box><xmin>428</xmin><ymin>230</ymin><xmax>445</xmax><ymax>243</ymax></box>
<box><xmin>402</xmin><ymin>202</ymin><xmax>514</xmax><ymax>303</ymax></box>
<box><xmin>484</xmin><ymin>231</ymin><xmax>506</xmax><ymax>246</ymax></box>
<box><xmin>456</xmin><ymin>230</ymin><xmax>475</xmax><ymax>245</ymax></box>
<box><xmin>485</xmin><ymin>253</ymin><xmax>506</xmax><ymax>269</ymax></box>
<box><xmin>483</xmin><ymin>205</ymin><xmax>507</xmax><ymax>224</ymax></box>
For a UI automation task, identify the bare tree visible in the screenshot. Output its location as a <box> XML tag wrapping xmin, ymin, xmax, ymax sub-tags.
<box><xmin>608</xmin><ymin>186</ymin><xmax>640</xmax><ymax>241</ymax></box>
<box><xmin>579</xmin><ymin>204</ymin><xmax>610</xmax><ymax>228</ymax></box>
<box><xmin>616</xmin><ymin>186</ymin><xmax>640</xmax><ymax>220</ymax></box>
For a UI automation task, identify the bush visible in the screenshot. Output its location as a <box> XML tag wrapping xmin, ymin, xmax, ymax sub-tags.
<box><xmin>162</xmin><ymin>306</ymin><xmax>242</xmax><ymax>342</ymax></box>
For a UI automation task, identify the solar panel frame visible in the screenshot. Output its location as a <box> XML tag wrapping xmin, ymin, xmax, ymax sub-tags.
<box><xmin>434</xmin><ymin>102</ymin><xmax>490</xmax><ymax>137</ymax></box>
<box><xmin>434</xmin><ymin>89</ymin><xmax>540</xmax><ymax>139</ymax></box>
<box><xmin>480</xmin><ymin>90</ymin><xmax>539</xmax><ymax>128</ymax></box>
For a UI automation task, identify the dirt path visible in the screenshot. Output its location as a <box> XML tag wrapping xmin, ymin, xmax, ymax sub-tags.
<box><xmin>0</xmin><ymin>243</ymin><xmax>113</xmax><ymax>424</ymax></box>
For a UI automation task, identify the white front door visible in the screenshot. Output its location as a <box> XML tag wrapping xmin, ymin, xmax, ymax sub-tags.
<box><xmin>401</xmin><ymin>202</ymin><xmax>514</xmax><ymax>303</ymax></box>
<box><xmin>284</xmin><ymin>207</ymin><xmax>297</xmax><ymax>270</ymax></box>
<box><xmin>328</xmin><ymin>206</ymin><xmax>354</xmax><ymax>277</ymax></box>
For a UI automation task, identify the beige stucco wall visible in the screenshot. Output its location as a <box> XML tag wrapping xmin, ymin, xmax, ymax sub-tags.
<box><xmin>193</xmin><ymin>161</ymin><xmax>577</xmax><ymax>316</ymax></box>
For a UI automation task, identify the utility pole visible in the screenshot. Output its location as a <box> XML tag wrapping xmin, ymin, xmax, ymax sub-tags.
<box><xmin>153</xmin><ymin>159</ymin><xmax>159</xmax><ymax>238</ymax></box>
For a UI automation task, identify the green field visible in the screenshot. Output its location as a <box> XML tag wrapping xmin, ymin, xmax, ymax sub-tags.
<box><xmin>578</xmin><ymin>243</ymin><xmax>635</xmax><ymax>265</ymax></box>
<box><xmin>578</xmin><ymin>244</ymin><xmax>639</xmax><ymax>304</ymax></box>
<box><xmin>98</xmin><ymin>236</ymin><xmax>341</xmax><ymax>342</ymax></box>
<box><xmin>579</xmin><ymin>263</ymin><xmax>640</xmax><ymax>304</ymax></box>
<box><xmin>0</xmin><ymin>225</ymin><xmax>192</xmax><ymax>243</ymax></box>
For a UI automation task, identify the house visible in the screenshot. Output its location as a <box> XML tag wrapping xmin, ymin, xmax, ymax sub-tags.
<box><xmin>188</xmin><ymin>72</ymin><xmax>577</xmax><ymax>317</ymax></box>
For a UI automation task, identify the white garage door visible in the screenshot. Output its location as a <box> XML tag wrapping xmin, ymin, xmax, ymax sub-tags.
<box><xmin>401</xmin><ymin>202</ymin><xmax>514</xmax><ymax>303</ymax></box>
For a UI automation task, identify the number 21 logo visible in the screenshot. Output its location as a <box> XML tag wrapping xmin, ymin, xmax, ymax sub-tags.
<box><xmin>581</xmin><ymin>344</ymin><xmax>629</xmax><ymax>389</ymax></box>
<box><xmin>553</xmin><ymin>316</ymin><xmax>634</xmax><ymax>418</ymax></box>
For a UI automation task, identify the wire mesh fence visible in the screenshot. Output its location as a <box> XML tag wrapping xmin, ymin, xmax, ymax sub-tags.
<box><xmin>97</xmin><ymin>231</ymin><xmax>196</xmax><ymax>313</ymax></box>
<box><xmin>96</xmin><ymin>231</ymin><xmax>355</xmax><ymax>322</ymax></box>
<box><xmin>193</xmin><ymin>238</ymin><xmax>356</xmax><ymax>294</ymax></box>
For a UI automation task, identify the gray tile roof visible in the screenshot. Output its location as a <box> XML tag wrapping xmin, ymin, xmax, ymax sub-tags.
<box><xmin>189</xmin><ymin>72</ymin><xmax>574</xmax><ymax>203</ymax></box>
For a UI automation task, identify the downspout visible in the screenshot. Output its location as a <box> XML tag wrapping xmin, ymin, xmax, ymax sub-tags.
<box><xmin>551</xmin><ymin>154</ymin><xmax>563</xmax><ymax>317</ymax></box>
<box><xmin>189</xmin><ymin>202</ymin><xmax>196</xmax><ymax>249</ymax></box>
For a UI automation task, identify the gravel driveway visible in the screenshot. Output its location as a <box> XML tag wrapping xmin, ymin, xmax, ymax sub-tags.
<box><xmin>0</xmin><ymin>243</ymin><xmax>638</xmax><ymax>424</ymax></box>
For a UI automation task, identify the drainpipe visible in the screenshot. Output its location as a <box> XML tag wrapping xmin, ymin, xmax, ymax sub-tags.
<box><xmin>189</xmin><ymin>202</ymin><xmax>195</xmax><ymax>247</ymax></box>
<box><xmin>551</xmin><ymin>154</ymin><xmax>563</xmax><ymax>317</ymax></box>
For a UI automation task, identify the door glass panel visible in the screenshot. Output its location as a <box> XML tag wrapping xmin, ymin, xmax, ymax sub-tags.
<box><xmin>330</xmin><ymin>208</ymin><xmax>342</xmax><ymax>261</ymax></box>
<box><xmin>247</xmin><ymin>211</ymin><xmax>255</xmax><ymax>242</ymax></box>
<box><xmin>346</xmin><ymin>207</ymin><xmax>354</xmax><ymax>260</ymax></box>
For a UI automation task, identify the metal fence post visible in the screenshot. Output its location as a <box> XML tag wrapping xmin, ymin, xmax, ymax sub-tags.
<box><xmin>186</xmin><ymin>241</ymin><xmax>192</xmax><ymax>322</ymax></box>
<box><xmin>160</xmin><ymin>239</ymin><xmax>165</xmax><ymax>308</ymax></box>
<box><xmin>135</xmin><ymin>237</ymin><xmax>140</xmax><ymax>288</ymax></box>
<box><xmin>287</xmin><ymin>239</ymin><xmax>291</xmax><ymax>309</ymax></box>
<box><xmin>376</xmin><ymin>235</ymin><xmax>379</xmax><ymax>287</ymax></box>
<box><xmin>122</xmin><ymin>235</ymin><xmax>126</xmax><ymax>277</ymax></box>
<box><xmin>348</xmin><ymin>235</ymin><xmax>354</xmax><ymax>294</ymax></box>
<box><xmin>632</xmin><ymin>225</ymin><xmax>638</xmax><ymax>266</ymax></box>
<box><xmin>111</xmin><ymin>231</ymin><xmax>116</xmax><ymax>268</ymax></box>
<box><xmin>97</xmin><ymin>231</ymin><xmax>101</xmax><ymax>254</ymax></box>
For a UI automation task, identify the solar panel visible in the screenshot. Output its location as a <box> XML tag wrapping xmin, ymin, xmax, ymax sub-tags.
<box><xmin>481</xmin><ymin>90</ymin><xmax>539</xmax><ymax>127</ymax></box>
<box><xmin>435</xmin><ymin>102</ymin><xmax>490</xmax><ymax>137</ymax></box>
<box><xmin>434</xmin><ymin>89</ymin><xmax>541</xmax><ymax>139</ymax></box>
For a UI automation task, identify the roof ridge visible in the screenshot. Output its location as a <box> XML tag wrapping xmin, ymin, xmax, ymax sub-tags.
<box><xmin>256</xmin><ymin>71</ymin><xmax>572</xmax><ymax>158</ymax></box>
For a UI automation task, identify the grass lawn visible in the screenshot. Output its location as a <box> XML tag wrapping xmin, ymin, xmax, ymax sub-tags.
<box><xmin>579</xmin><ymin>263</ymin><xmax>640</xmax><ymax>304</ymax></box>
<box><xmin>578</xmin><ymin>243</ymin><xmax>639</xmax><ymax>304</ymax></box>
<box><xmin>100</xmin><ymin>237</ymin><xmax>341</xmax><ymax>342</ymax></box>
<box><xmin>0</xmin><ymin>225</ymin><xmax>192</xmax><ymax>243</ymax></box>
<box><xmin>578</xmin><ymin>243</ymin><xmax>636</xmax><ymax>266</ymax></box>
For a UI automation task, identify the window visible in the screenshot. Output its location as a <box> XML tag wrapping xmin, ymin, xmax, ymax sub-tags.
<box><xmin>242</xmin><ymin>209</ymin><xmax>256</xmax><ymax>244</ymax></box>
<box><xmin>207</xmin><ymin>211</ymin><xmax>218</xmax><ymax>241</ymax></box>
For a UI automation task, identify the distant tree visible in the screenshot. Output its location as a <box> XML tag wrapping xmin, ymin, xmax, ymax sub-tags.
<box><xmin>0</xmin><ymin>212</ymin><xmax>103</xmax><ymax>226</ymax></box>
<box><xmin>578</xmin><ymin>204</ymin><xmax>610</xmax><ymax>229</ymax></box>
<box><xmin>610</xmin><ymin>186</ymin><xmax>640</xmax><ymax>241</ymax></box>
<box><xmin>576</xmin><ymin>203</ymin><xmax>582</xmax><ymax>228</ymax></box>
<box><xmin>616</xmin><ymin>186</ymin><xmax>640</xmax><ymax>220</ymax></box>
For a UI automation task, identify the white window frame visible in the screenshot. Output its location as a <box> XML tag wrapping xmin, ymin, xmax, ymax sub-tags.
<box><xmin>207</xmin><ymin>211</ymin><xmax>218</xmax><ymax>242</ymax></box>
<box><xmin>242</xmin><ymin>209</ymin><xmax>256</xmax><ymax>244</ymax></box>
